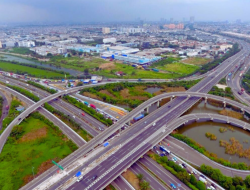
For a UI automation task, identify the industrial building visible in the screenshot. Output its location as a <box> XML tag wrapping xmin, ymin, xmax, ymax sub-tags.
<box><xmin>103</xmin><ymin>38</ymin><xmax>116</xmax><ymax>44</ymax></box>
<box><xmin>112</xmin><ymin>54</ymin><xmax>161</xmax><ymax>65</ymax></box>
<box><xmin>18</xmin><ymin>41</ymin><xmax>35</xmax><ymax>48</ymax></box>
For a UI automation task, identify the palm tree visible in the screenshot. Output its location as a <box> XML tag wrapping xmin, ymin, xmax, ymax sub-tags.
<box><xmin>139</xmin><ymin>180</ymin><xmax>150</xmax><ymax>190</ymax></box>
<box><xmin>137</xmin><ymin>173</ymin><xmax>144</xmax><ymax>181</ymax></box>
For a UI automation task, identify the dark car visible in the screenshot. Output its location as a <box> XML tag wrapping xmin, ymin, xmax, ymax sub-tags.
<box><xmin>200</xmin><ymin>174</ymin><xmax>206</xmax><ymax>179</ymax></box>
<box><xmin>18</xmin><ymin>118</ymin><xmax>21</xmax><ymax>121</ymax></box>
<box><xmin>92</xmin><ymin>175</ymin><xmax>97</xmax><ymax>180</ymax></box>
<box><xmin>211</xmin><ymin>183</ymin><xmax>216</xmax><ymax>188</ymax></box>
<box><xmin>182</xmin><ymin>163</ymin><xmax>187</xmax><ymax>168</ymax></box>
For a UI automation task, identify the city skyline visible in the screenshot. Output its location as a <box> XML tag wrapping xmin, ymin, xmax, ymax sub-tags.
<box><xmin>0</xmin><ymin>0</ymin><xmax>250</xmax><ymax>24</ymax></box>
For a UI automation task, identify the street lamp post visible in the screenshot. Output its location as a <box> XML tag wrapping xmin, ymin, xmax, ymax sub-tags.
<box><xmin>32</xmin><ymin>166</ymin><xmax>35</xmax><ymax>179</ymax></box>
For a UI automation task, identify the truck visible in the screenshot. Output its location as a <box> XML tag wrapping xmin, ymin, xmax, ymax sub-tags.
<box><xmin>133</xmin><ymin>114</ymin><xmax>144</xmax><ymax>121</ymax></box>
<box><xmin>152</xmin><ymin>68</ymin><xmax>159</xmax><ymax>72</ymax></box>
<box><xmin>199</xmin><ymin>177</ymin><xmax>207</xmax><ymax>184</ymax></box>
<box><xmin>103</xmin><ymin>142</ymin><xmax>109</xmax><ymax>147</ymax></box>
<box><xmin>90</xmin><ymin>104</ymin><xmax>96</xmax><ymax>109</ymax></box>
<box><xmin>159</xmin><ymin>146</ymin><xmax>171</xmax><ymax>154</ymax></box>
<box><xmin>238</xmin><ymin>88</ymin><xmax>245</xmax><ymax>95</ymax></box>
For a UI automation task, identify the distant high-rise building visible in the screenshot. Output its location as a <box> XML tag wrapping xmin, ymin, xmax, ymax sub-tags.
<box><xmin>164</xmin><ymin>23</ymin><xmax>184</xmax><ymax>30</ymax></box>
<box><xmin>0</xmin><ymin>41</ymin><xmax>2</xmax><ymax>49</ymax></box>
<box><xmin>102</xmin><ymin>27</ymin><xmax>111</xmax><ymax>34</ymax></box>
<box><xmin>190</xmin><ymin>16</ymin><xmax>195</xmax><ymax>23</ymax></box>
<box><xmin>170</xmin><ymin>17</ymin><xmax>174</xmax><ymax>23</ymax></box>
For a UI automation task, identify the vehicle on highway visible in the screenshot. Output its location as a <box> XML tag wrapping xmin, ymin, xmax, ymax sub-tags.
<box><xmin>77</xmin><ymin>176</ymin><xmax>83</xmax><ymax>182</ymax></box>
<box><xmin>18</xmin><ymin>118</ymin><xmax>21</xmax><ymax>121</ymax></box>
<box><xmin>92</xmin><ymin>175</ymin><xmax>97</xmax><ymax>180</ymax></box>
<box><xmin>81</xmin><ymin>113</ymin><xmax>85</xmax><ymax>116</ymax></box>
<box><xmin>159</xmin><ymin>146</ymin><xmax>171</xmax><ymax>154</ymax></box>
<box><xmin>207</xmin><ymin>185</ymin><xmax>216</xmax><ymax>190</ymax></box>
<box><xmin>199</xmin><ymin>176</ymin><xmax>207</xmax><ymax>184</ymax></box>
<box><xmin>179</xmin><ymin>163</ymin><xmax>184</xmax><ymax>168</ymax></box>
<box><xmin>170</xmin><ymin>183</ymin><xmax>176</xmax><ymax>189</ymax></box>
<box><xmin>200</xmin><ymin>174</ymin><xmax>206</xmax><ymax>179</ymax></box>
<box><xmin>5</xmin><ymin>105</ymin><xmax>9</xmax><ymax>110</ymax></box>
<box><xmin>181</xmin><ymin>163</ymin><xmax>187</xmax><ymax>168</ymax></box>
<box><xmin>192</xmin><ymin>170</ymin><xmax>197</xmax><ymax>175</ymax></box>
<box><xmin>211</xmin><ymin>183</ymin><xmax>216</xmax><ymax>189</ymax></box>
<box><xmin>172</xmin><ymin>157</ymin><xmax>177</xmax><ymax>162</ymax></box>
<box><xmin>153</xmin><ymin>122</ymin><xmax>156</xmax><ymax>126</ymax></box>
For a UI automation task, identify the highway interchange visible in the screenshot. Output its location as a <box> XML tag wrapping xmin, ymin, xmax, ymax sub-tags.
<box><xmin>1</xmin><ymin>40</ymin><xmax>250</xmax><ymax>189</ymax></box>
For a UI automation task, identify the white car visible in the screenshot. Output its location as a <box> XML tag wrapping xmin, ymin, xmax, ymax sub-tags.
<box><xmin>77</xmin><ymin>175</ymin><xmax>83</xmax><ymax>182</ymax></box>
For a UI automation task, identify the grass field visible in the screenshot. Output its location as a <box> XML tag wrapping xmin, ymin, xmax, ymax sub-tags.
<box><xmin>0</xmin><ymin>61</ymin><xmax>66</xmax><ymax>78</ymax></box>
<box><xmin>93</xmin><ymin>62</ymin><xmax>181</xmax><ymax>79</ymax></box>
<box><xmin>48</xmin><ymin>55</ymin><xmax>106</xmax><ymax>71</ymax></box>
<box><xmin>8</xmin><ymin>47</ymin><xmax>34</xmax><ymax>55</ymax></box>
<box><xmin>0</xmin><ymin>114</ymin><xmax>75</xmax><ymax>190</ymax></box>
<box><xmin>182</xmin><ymin>57</ymin><xmax>212</xmax><ymax>65</ymax></box>
<box><xmin>157</xmin><ymin>62</ymin><xmax>199</xmax><ymax>75</ymax></box>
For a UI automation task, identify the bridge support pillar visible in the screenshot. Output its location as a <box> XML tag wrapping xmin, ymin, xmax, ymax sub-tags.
<box><xmin>241</xmin><ymin>108</ymin><xmax>245</xmax><ymax>114</ymax></box>
<box><xmin>146</xmin><ymin>107</ymin><xmax>149</xmax><ymax>113</ymax></box>
<box><xmin>227</xmin><ymin>120</ymin><xmax>230</xmax><ymax>124</ymax></box>
<box><xmin>157</xmin><ymin>101</ymin><xmax>160</xmax><ymax>107</ymax></box>
<box><xmin>211</xmin><ymin>118</ymin><xmax>213</xmax><ymax>121</ymax></box>
<box><xmin>171</xmin><ymin>95</ymin><xmax>175</xmax><ymax>101</ymax></box>
<box><xmin>223</xmin><ymin>101</ymin><xmax>226</xmax><ymax>108</ymax></box>
<box><xmin>128</xmin><ymin>121</ymin><xmax>131</xmax><ymax>126</ymax></box>
<box><xmin>205</xmin><ymin>97</ymin><xmax>208</xmax><ymax>104</ymax></box>
<box><xmin>196</xmin><ymin>118</ymin><xmax>199</xmax><ymax>122</ymax></box>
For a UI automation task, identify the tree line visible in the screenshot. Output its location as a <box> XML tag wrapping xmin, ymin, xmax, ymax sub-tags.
<box><xmin>27</xmin><ymin>81</ymin><xmax>57</xmax><ymax>94</ymax></box>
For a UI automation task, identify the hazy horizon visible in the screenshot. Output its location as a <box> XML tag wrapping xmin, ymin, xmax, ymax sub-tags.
<box><xmin>0</xmin><ymin>0</ymin><xmax>249</xmax><ymax>24</ymax></box>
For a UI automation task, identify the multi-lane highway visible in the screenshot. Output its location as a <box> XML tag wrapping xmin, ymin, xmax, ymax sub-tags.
<box><xmin>0</xmin><ymin>90</ymin><xmax>9</xmax><ymax>130</ymax></box>
<box><xmin>16</xmin><ymin>41</ymin><xmax>250</xmax><ymax>190</ymax></box>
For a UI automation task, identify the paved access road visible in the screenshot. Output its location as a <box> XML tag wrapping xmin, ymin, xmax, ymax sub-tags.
<box><xmin>0</xmin><ymin>90</ymin><xmax>9</xmax><ymax>130</ymax></box>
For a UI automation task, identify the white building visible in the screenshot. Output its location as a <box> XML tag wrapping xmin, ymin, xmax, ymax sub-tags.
<box><xmin>0</xmin><ymin>41</ymin><xmax>2</xmax><ymax>48</ymax></box>
<box><xmin>5</xmin><ymin>41</ymin><xmax>16</xmax><ymax>47</ymax></box>
<box><xmin>58</xmin><ymin>48</ymin><xmax>67</xmax><ymax>54</ymax></box>
<box><xmin>103</xmin><ymin>38</ymin><xmax>116</xmax><ymax>44</ymax></box>
<box><xmin>118</xmin><ymin>27</ymin><xmax>144</xmax><ymax>34</ymax></box>
<box><xmin>102</xmin><ymin>27</ymin><xmax>111</xmax><ymax>34</ymax></box>
<box><xmin>18</xmin><ymin>41</ymin><xmax>35</xmax><ymax>48</ymax></box>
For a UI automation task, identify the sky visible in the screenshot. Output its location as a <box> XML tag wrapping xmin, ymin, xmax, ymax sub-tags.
<box><xmin>0</xmin><ymin>0</ymin><xmax>249</xmax><ymax>23</ymax></box>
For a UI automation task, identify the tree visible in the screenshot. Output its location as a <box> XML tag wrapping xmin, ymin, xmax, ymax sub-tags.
<box><xmin>196</xmin><ymin>181</ymin><xmax>206</xmax><ymax>190</ymax></box>
<box><xmin>232</xmin><ymin>176</ymin><xmax>244</xmax><ymax>186</ymax></box>
<box><xmin>84</xmin><ymin>69</ymin><xmax>89</xmax><ymax>75</ymax></box>
<box><xmin>190</xmin><ymin>174</ymin><xmax>197</xmax><ymax>185</ymax></box>
<box><xmin>67</xmin><ymin>82</ymin><xmax>71</xmax><ymax>88</ymax></box>
<box><xmin>244</xmin><ymin>175</ymin><xmax>250</xmax><ymax>188</ymax></box>
<box><xmin>47</xmin><ymin>53</ymin><xmax>53</xmax><ymax>57</ymax></box>
<box><xmin>139</xmin><ymin>180</ymin><xmax>150</xmax><ymax>190</ymax></box>
<box><xmin>137</xmin><ymin>173</ymin><xmax>144</xmax><ymax>181</ymax></box>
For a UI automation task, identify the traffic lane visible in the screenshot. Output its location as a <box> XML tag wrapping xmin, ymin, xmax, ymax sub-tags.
<box><xmin>55</xmin><ymin>99</ymin><xmax>106</xmax><ymax>130</ymax></box>
<box><xmin>130</xmin><ymin>163</ymin><xmax>167</xmax><ymax>190</ymax></box>
<box><xmin>164</xmin><ymin>136</ymin><xmax>250</xmax><ymax>178</ymax></box>
<box><xmin>113</xmin><ymin>176</ymin><xmax>134</xmax><ymax>190</ymax></box>
<box><xmin>140</xmin><ymin>156</ymin><xmax>188</xmax><ymax>190</ymax></box>
<box><xmin>49</xmin><ymin>102</ymin><xmax>99</xmax><ymax>137</ymax></box>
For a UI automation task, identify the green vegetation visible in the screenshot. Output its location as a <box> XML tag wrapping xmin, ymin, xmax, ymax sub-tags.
<box><xmin>242</xmin><ymin>70</ymin><xmax>250</xmax><ymax>94</ymax></box>
<box><xmin>7</xmin><ymin>84</ymin><xmax>40</xmax><ymax>102</ymax></box>
<box><xmin>182</xmin><ymin>57</ymin><xmax>212</xmax><ymax>65</ymax></box>
<box><xmin>198</xmin><ymin>43</ymin><xmax>240</xmax><ymax>74</ymax></box>
<box><xmin>205</xmin><ymin>132</ymin><xmax>217</xmax><ymax>140</ymax></box>
<box><xmin>149</xmin><ymin>153</ymin><xmax>200</xmax><ymax>190</ymax></box>
<box><xmin>27</xmin><ymin>81</ymin><xmax>57</xmax><ymax>94</ymax></box>
<box><xmin>219</xmin><ymin>78</ymin><xmax>226</xmax><ymax>85</ymax></box>
<box><xmin>93</xmin><ymin>62</ymin><xmax>181</xmax><ymax>79</ymax></box>
<box><xmin>171</xmin><ymin>133</ymin><xmax>250</xmax><ymax>170</ymax></box>
<box><xmin>200</xmin><ymin>164</ymin><xmax>250</xmax><ymax>189</ymax></box>
<box><xmin>48</xmin><ymin>55</ymin><xmax>106</xmax><ymax>72</ymax></box>
<box><xmin>80</xmin><ymin>81</ymin><xmax>200</xmax><ymax>108</ymax></box>
<box><xmin>156</xmin><ymin>62</ymin><xmax>199</xmax><ymax>76</ymax></box>
<box><xmin>0</xmin><ymin>111</ymin><xmax>77</xmax><ymax>190</ymax></box>
<box><xmin>8</xmin><ymin>47</ymin><xmax>34</xmax><ymax>55</ymax></box>
<box><xmin>0</xmin><ymin>61</ymin><xmax>69</xmax><ymax>79</ymax></box>
<box><xmin>63</xmin><ymin>95</ymin><xmax>113</xmax><ymax>126</ymax></box>
<box><xmin>136</xmin><ymin>174</ymin><xmax>150</xmax><ymax>190</ymax></box>
<box><xmin>44</xmin><ymin>103</ymin><xmax>92</xmax><ymax>141</ymax></box>
<box><xmin>1</xmin><ymin>99</ymin><xmax>22</xmax><ymax>135</ymax></box>
<box><xmin>209</xmin><ymin>86</ymin><xmax>234</xmax><ymax>99</ymax></box>
<box><xmin>150</xmin><ymin>57</ymin><xmax>181</xmax><ymax>67</ymax></box>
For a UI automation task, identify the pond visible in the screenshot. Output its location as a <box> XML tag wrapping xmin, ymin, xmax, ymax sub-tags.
<box><xmin>179</xmin><ymin>101</ymin><xmax>250</xmax><ymax>165</ymax></box>
<box><xmin>144</xmin><ymin>87</ymin><xmax>162</xmax><ymax>94</ymax></box>
<box><xmin>0</xmin><ymin>54</ymin><xmax>83</xmax><ymax>76</ymax></box>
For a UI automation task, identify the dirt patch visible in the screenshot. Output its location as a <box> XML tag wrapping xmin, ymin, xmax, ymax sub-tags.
<box><xmin>22</xmin><ymin>159</ymin><xmax>58</xmax><ymax>185</ymax></box>
<box><xmin>134</xmin><ymin>86</ymin><xmax>146</xmax><ymax>93</ymax></box>
<box><xmin>130</xmin><ymin>96</ymin><xmax>149</xmax><ymax>101</ymax></box>
<box><xmin>160</xmin><ymin>97</ymin><xmax>171</xmax><ymax>106</ymax></box>
<box><xmin>122</xmin><ymin>169</ymin><xmax>140</xmax><ymax>190</ymax></box>
<box><xmin>99</xmin><ymin>62</ymin><xmax>116</xmax><ymax>70</ymax></box>
<box><xmin>154</xmin><ymin>87</ymin><xmax>186</xmax><ymax>95</ymax></box>
<box><xmin>20</xmin><ymin>127</ymin><xmax>47</xmax><ymax>142</ymax></box>
<box><xmin>82</xmin><ymin>92</ymin><xmax>102</xmax><ymax>100</ymax></box>
<box><xmin>120</xmin><ymin>88</ymin><xmax>130</xmax><ymax>98</ymax></box>
<box><xmin>100</xmin><ymin>90</ymin><xmax>116</xmax><ymax>98</ymax></box>
<box><xmin>219</xmin><ymin>110</ymin><xmax>243</xmax><ymax>120</ymax></box>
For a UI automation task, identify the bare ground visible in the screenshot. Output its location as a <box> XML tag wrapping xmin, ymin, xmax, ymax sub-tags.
<box><xmin>20</xmin><ymin>127</ymin><xmax>47</xmax><ymax>142</ymax></box>
<box><xmin>122</xmin><ymin>169</ymin><xmax>140</xmax><ymax>190</ymax></box>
